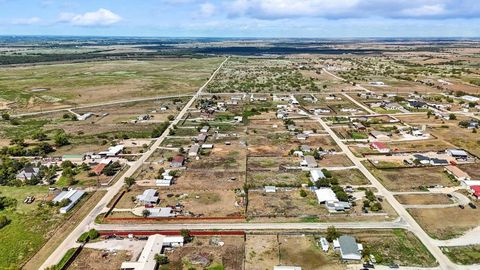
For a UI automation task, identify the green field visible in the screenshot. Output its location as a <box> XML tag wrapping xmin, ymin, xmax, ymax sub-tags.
<box><xmin>0</xmin><ymin>57</ymin><xmax>223</xmax><ymax>110</ymax></box>
<box><xmin>441</xmin><ymin>245</ymin><xmax>480</xmax><ymax>265</ymax></box>
<box><xmin>0</xmin><ymin>186</ymin><xmax>68</xmax><ymax>269</ymax></box>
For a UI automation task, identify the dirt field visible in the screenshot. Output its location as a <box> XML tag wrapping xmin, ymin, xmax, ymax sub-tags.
<box><xmin>395</xmin><ymin>194</ymin><xmax>452</xmax><ymax>205</ymax></box>
<box><xmin>69</xmin><ymin>248</ymin><xmax>131</xmax><ymax>270</ymax></box>
<box><xmin>245</xmin><ymin>235</ymin><xmax>279</xmax><ymax>270</ymax></box>
<box><xmin>366</xmin><ymin>165</ymin><xmax>457</xmax><ymax>192</ymax></box>
<box><xmin>173</xmin><ymin>170</ymin><xmax>245</xmax><ymax>190</ymax></box>
<box><xmin>409</xmin><ymin>202</ymin><xmax>480</xmax><ymax>239</ymax></box>
<box><xmin>247</xmin><ymin>189</ymin><xmax>328</xmax><ymax>218</ymax></box>
<box><xmin>458</xmin><ymin>163</ymin><xmax>480</xmax><ymax>179</ymax></box>
<box><xmin>166</xmin><ymin>236</ymin><xmax>244</xmax><ymax>270</ymax></box>
<box><xmin>247</xmin><ymin>171</ymin><xmax>309</xmax><ymax>187</ymax></box>
<box><xmin>331</xmin><ymin>169</ymin><xmax>370</xmax><ymax>186</ymax></box>
<box><xmin>317</xmin><ymin>154</ymin><xmax>354</xmax><ymax>167</ymax></box>
<box><xmin>247</xmin><ymin>157</ymin><xmax>298</xmax><ymax>171</ymax></box>
<box><xmin>430</xmin><ymin>125</ymin><xmax>480</xmax><ymax>157</ymax></box>
<box><xmin>278</xmin><ymin>235</ymin><xmax>344</xmax><ymax>270</ymax></box>
<box><xmin>188</xmin><ymin>146</ymin><xmax>247</xmax><ymax>171</ymax></box>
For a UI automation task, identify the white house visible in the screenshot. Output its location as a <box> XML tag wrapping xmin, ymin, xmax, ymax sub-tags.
<box><xmin>310</xmin><ymin>169</ymin><xmax>326</xmax><ymax>183</ymax></box>
<box><xmin>121</xmin><ymin>234</ymin><xmax>184</xmax><ymax>270</ymax></box>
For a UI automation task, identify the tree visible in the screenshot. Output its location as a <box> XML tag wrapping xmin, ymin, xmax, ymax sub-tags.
<box><xmin>142</xmin><ymin>209</ymin><xmax>151</xmax><ymax>218</ymax></box>
<box><xmin>54</xmin><ymin>131</ymin><xmax>70</xmax><ymax>146</ymax></box>
<box><xmin>299</xmin><ymin>189</ymin><xmax>307</xmax><ymax>197</ymax></box>
<box><xmin>167</xmin><ymin>115</ymin><xmax>175</xmax><ymax>121</ymax></box>
<box><xmin>33</xmin><ymin>131</ymin><xmax>48</xmax><ymax>141</ymax></box>
<box><xmin>181</xmin><ymin>229</ymin><xmax>193</xmax><ymax>242</ymax></box>
<box><xmin>427</xmin><ymin>110</ymin><xmax>432</xmax><ymax>118</ymax></box>
<box><xmin>154</xmin><ymin>254</ymin><xmax>169</xmax><ymax>265</ymax></box>
<box><xmin>449</xmin><ymin>113</ymin><xmax>457</xmax><ymax>120</ymax></box>
<box><xmin>125</xmin><ymin>177</ymin><xmax>136</xmax><ymax>188</ymax></box>
<box><xmin>326</xmin><ymin>226</ymin><xmax>339</xmax><ymax>242</ymax></box>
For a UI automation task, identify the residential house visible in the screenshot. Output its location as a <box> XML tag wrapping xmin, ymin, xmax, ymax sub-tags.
<box><xmin>136</xmin><ymin>189</ymin><xmax>159</xmax><ymax>205</ymax></box>
<box><xmin>16</xmin><ymin>167</ymin><xmax>40</xmax><ymax>181</ymax></box>
<box><xmin>188</xmin><ymin>144</ymin><xmax>200</xmax><ymax>157</ymax></box>
<box><xmin>170</xmin><ymin>156</ymin><xmax>185</xmax><ymax>167</ymax></box>
<box><xmin>370</xmin><ymin>142</ymin><xmax>390</xmax><ymax>153</ymax></box>
<box><xmin>196</xmin><ymin>133</ymin><xmax>207</xmax><ymax>143</ymax></box>
<box><xmin>121</xmin><ymin>234</ymin><xmax>184</xmax><ymax>270</ymax></box>
<box><xmin>337</xmin><ymin>235</ymin><xmax>363</xmax><ymax>261</ymax></box>
<box><xmin>444</xmin><ymin>166</ymin><xmax>470</xmax><ymax>181</ymax></box>
<box><xmin>370</xmin><ymin>131</ymin><xmax>390</xmax><ymax>141</ymax></box>
<box><xmin>300</xmin><ymin>156</ymin><xmax>317</xmax><ymax>168</ymax></box>
<box><xmin>447</xmin><ymin>149</ymin><xmax>469</xmax><ymax>160</ymax></box>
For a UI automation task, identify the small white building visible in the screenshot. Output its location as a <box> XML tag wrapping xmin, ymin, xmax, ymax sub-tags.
<box><xmin>137</xmin><ymin>189</ymin><xmax>159</xmax><ymax>205</ymax></box>
<box><xmin>265</xmin><ymin>186</ymin><xmax>276</xmax><ymax>193</ymax></box>
<box><xmin>337</xmin><ymin>235</ymin><xmax>363</xmax><ymax>261</ymax></box>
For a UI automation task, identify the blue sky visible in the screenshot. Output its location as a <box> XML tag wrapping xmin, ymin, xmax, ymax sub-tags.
<box><xmin>0</xmin><ymin>0</ymin><xmax>479</xmax><ymax>37</ymax></box>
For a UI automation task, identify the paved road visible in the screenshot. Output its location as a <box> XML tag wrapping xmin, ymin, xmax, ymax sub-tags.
<box><xmin>342</xmin><ymin>92</ymin><xmax>376</xmax><ymax>114</ymax></box>
<box><xmin>12</xmin><ymin>94</ymin><xmax>193</xmax><ymax>118</ymax></box>
<box><xmin>39</xmin><ymin>57</ymin><xmax>229</xmax><ymax>270</ymax></box>
<box><xmin>312</xmin><ymin>115</ymin><xmax>458</xmax><ymax>270</ymax></box>
<box><xmin>94</xmin><ymin>219</ymin><xmax>408</xmax><ymax>231</ymax></box>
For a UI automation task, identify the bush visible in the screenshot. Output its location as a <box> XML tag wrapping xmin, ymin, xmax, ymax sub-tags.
<box><xmin>0</xmin><ymin>215</ymin><xmax>10</xmax><ymax>229</ymax></box>
<box><xmin>299</xmin><ymin>189</ymin><xmax>307</xmax><ymax>197</ymax></box>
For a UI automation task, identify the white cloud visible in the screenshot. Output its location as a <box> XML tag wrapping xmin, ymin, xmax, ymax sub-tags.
<box><xmin>59</xmin><ymin>8</ymin><xmax>122</xmax><ymax>26</ymax></box>
<box><xmin>200</xmin><ymin>2</ymin><xmax>216</xmax><ymax>17</ymax></box>
<box><xmin>225</xmin><ymin>0</ymin><xmax>480</xmax><ymax>20</ymax></box>
<box><xmin>12</xmin><ymin>17</ymin><xmax>41</xmax><ymax>25</ymax></box>
<box><xmin>401</xmin><ymin>4</ymin><xmax>445</xmax><ymax>17</ymax></box>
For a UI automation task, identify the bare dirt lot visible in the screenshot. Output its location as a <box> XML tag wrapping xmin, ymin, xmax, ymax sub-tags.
<box><xmin>365</xmin><ymin>164</ymin><xmax>457</xmax><ymax>192</ymax></box>
<box><xmin>395</xmin><ymin>194</ymin><xmax>453</xmax><ymax>205</ymax></box>
<box><xmin>409</xmin><ymin>201</ymin><xmax>480</xmax><ymax>239</ymax></box>
<box><xmin>173</xmin><ymin>170</ymin><xmax>245</xmax><ymax>190</ymax></box>
<box><xmin>246</xmin><ymin>189</ymin><xmax>328</xmax><ymax>218</ymax></box>
<box><xmin>245</xmin><ymin>234</ymin><xmax>343</xmax><ymax>270</ymax></box>
<box><xmin>247</xmin><ymin>171</ymin><xmax>309</xmax><ymax>187</ymax></box>
<box><xmin>166</xmin><ymin>235</ymin><xmax>244</xmax><ymax>270</ymax></box>
<box><xmin>69</xmin><ymin>248</ymin><xmax>131</xmax><ymax>270</ymax></box>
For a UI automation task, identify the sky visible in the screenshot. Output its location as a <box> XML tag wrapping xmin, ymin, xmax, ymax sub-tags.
<box><xmin>0</xmin><ymin>0</ymin><xmax>479</xmax><ymax>37</ymax></box>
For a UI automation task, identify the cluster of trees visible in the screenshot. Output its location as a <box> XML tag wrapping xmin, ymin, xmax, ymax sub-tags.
<box><xmin>60</xmin><ymin>161</ymin><xmax>89</xmax><ymax>186</ymax></box>
<box><xmin>151</xmin><ymin>121</ymin><xmax>170</xmax><ymax>138</ymax></box>
<box><xmin>0</xmin><ymin>195</ymin><xmax>17</xmax><ymax>210</ymax></box>
<box><xmin>363</xmin><ymin>189</ymin><xmax>382</xmax><ymax>212</ymax></box>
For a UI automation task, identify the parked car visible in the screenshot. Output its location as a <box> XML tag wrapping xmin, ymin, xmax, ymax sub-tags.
<box><xmin>468</xmin><ymin>202</ymin><xmax>477</xmax><ymax>209</ymax></box>
<box><xmin>363</xmin><ymin>263</ymin><xmax>375</xmax><ymax>269</ymax></box>
<box><xmin>447</xmin><ymin>194</ymin><xmax>453</xmax><ymax>198</ymax></box>
<box><xmin>459</xmin><ymin>204</ymin><xmax>465</xmax><ymax>209</ymax></box>
<box><xmin>389</xmin><ymin>263</ymin><xmax>399</xmax><ymax>269</ymax></box>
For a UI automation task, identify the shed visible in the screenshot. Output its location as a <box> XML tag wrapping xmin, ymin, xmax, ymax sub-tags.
<box><xmin>137</xmin><ymin>189</ymin><xmax>159</xmax><ymax>204</ymax></box>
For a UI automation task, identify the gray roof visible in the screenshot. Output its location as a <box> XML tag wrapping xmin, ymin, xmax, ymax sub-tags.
<box><xmin>338</xmin><ymin>235</ymin><xmax>360</xmax><ymax>257</ymax></box>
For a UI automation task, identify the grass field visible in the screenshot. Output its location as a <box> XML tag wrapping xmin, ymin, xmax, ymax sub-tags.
<box><xmin>0</xmin><ymin>57</ymin><xmax>223</xmax><ymax>111</ymax></box>
<box><xmin>0</xmin><ymin>186</ymin><xmax>63</xmax><ymax>269</ymax></box>
<box><xmin>441</xmin><ymin>245</ymin><xmax>480</xmax><ymax>265</ymax></box>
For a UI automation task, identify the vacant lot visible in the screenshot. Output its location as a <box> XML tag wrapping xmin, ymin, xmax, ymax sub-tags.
<box><xmin>317</xmin><ymin>154</ymin><xmax>354</xmax><ymax>167</ymax></box>
<box><xmin>247</xmin><ymin>189</ymin><xmax>328</xmax><ymax>218</ymax></box>
<box><xmin>409</xmin><ymin>202</ymin><xmax>480</xmax><ymax>239</ymax></box>
<box><xmin>354</xmin><ymin>229</ymin><xmax>437</xmax><ymax>267</ymax></box>
<box><xmin>365</xmin><ymin>164</ymin><xmax>456</xmax><ymax>191</ymax></box>
<box><xmin>1</xmin><ymin>58</ymin><xmax>223</xmax><ymax>111</ymax></box>
<box><xmin>166</xmin><ymin>235</ymin><xmax>244</xmax><ymax>270</ymax></box>
<box><xmin>278</xmin><ymin>235</ymin><xmax>343</xmax><ymax>270</ymax></box>
<box><xmin>441</xmin><ymin>245</ymin><xmax>480</xmax><ymax>265</ymax></box>
<box><xmin>431</xmin><ymin>125</ymin><xmax>480</xmax><ymax>157</ymax></box>
<box><xmin>395</xmin><ymin>194</ymin><xmax>452</xmax><ymax>205</ymax></box>
<box><xmin>247</xmin><ymin>171</ymin><xmax>309</xmax><ymax>187</ymax></box>
<box><xmin>245</xmin><ymin>235</ymin><xmax>279</xmax><ymax>270</ymax></box>
<box><xmin>188</xmin><ymin>146</ymin><xmax>247</xmax><ymax>171</ymax></box>
<box><xmin>330</xmin><ymin>169</ymin><xmax>370</xmax><ymax>186</ymax></box>
<box><xmin>247</xmin><ymin>157</ymin><xmax>298</xmax><ymax>171</ymax></box>
<box><xmin>69</xmin><ymin>248</ymin><xmax>131</xmax><ymax>270</ymax></box>
<box><xmin>458</xmin><ymin>163</ymin><xmax>480</xmax><ymax>179</ymax></box>
<box><xmin>174</xmin><ymin>170</ymin><xmax>245</xmax><ymax>190</ymax></box>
